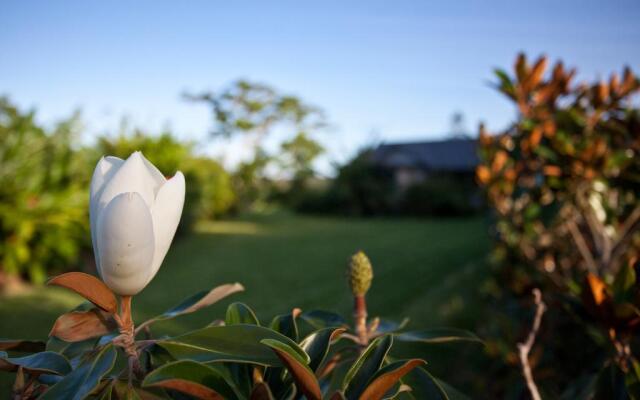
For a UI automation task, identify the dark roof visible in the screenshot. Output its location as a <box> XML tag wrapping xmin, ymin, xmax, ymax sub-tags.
<box><xmin>371</xmin><ymin>137</ymin><xmax>478</xmax><ymax>172</ymax></box>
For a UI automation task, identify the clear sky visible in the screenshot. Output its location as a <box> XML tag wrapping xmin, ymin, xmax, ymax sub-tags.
<box><xmin>2</xmin><ymin>0</ymin><xmax>639</xmax><ymax>170</ymax></box>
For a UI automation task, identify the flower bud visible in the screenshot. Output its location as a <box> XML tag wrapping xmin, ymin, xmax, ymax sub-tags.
<box><xmin>89</xmin><ymin>152</ymin><xmax>185</xmax><ymax>295</ymax></box>
<box><xmin>348</xmin><ymin>251</ymin><xmax>373</xmax><ymax>296</ymax></box>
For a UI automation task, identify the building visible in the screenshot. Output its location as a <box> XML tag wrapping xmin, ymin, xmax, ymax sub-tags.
<box><xmin>370</xmin><ymin>137</ymin><xmax>478</xmax><ymax>190</ymax></box>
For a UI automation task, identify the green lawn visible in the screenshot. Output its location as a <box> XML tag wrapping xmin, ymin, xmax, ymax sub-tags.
<box><xmin>0</xmin><ymin>213</ymin><xmax>491</xmax><ymax>392</ymax></box>
<box><xmin>0</xmin><ymin>213</ymin><xmax>489</xmax><ymax>338</ymax></box>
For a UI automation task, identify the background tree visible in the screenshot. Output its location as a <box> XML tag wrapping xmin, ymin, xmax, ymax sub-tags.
<box><xmin>279</xmin><ymin>132</ymin><xmax>324</xmax><ymax>192</ymax></box>
<box><xmin>185</xmin><ymin>79</ymin><xmax>327</xmax><ymax>209</ymax></box>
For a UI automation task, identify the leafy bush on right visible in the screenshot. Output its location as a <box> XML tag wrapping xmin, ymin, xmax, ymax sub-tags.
<box><xmin>477</xmin><ymin>54</ymin><xmax>640</xmax><ymax>397</ymax></box>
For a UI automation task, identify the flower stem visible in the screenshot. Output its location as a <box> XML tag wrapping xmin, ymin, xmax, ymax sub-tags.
<box><xmin>353</xmin><ymin>295</ymin><xmax>368</xmax><ymax>347</ymax></box>
<box><xmin>118</xmin><ymin>295</ymin><xmax>141</xmax><ymax>386</ymax></box>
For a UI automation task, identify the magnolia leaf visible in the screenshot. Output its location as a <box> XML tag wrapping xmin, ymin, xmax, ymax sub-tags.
<box><xmin>50</xmin><ymin>308</ymin><xmax>117</xmax><ymax>342</ymax></box>
<box><xmin>300</xmin><ymin>310</ymin><xmax>347</xmax><ymax>329</ymax></box>
<box><xmin>97</xmin><ymin>380</ymin><xmax>115</xmax><ymax>400</ymax></box>
<box><xmin>395</xmin><ymin>329</ymin><xmax>482</xmax><ymax>345</ymax></box>
<box><xmin>226</xmin><ymin>302</ymin><xmax>260</xmax><ymax>325</ymax></box>
<box><xmin>111</xmin><ymin>381</ymin><xmax>167</xmax><ymax>400</ymax></box>
<box><xmin>143</xmin><ymin>360</ymin><xmax>237</xmax><ymax>399</ymax></box>
<box><xmin>0</xmin><ymin>351</ymin><xmax>71</xmax><ymax>375</ymax></box>
<box><xmin>399</xmin><ymin>367</ymin><xmax>452</xmax><ymax>400</ymax></box>
<box><xmin>586</xmin><ymin>273</ymin><xmax>610</xmax><ymax>306</ymax></box>
<box><xmin>158</xmin><ymin>324</ymin><xmax>308</xmax><ymax>367</ymax></box>
<box><xmin>270</xmin><ymin>308</ymin><xmax>301</xmax><ymax>342</ymax></box>
<box><xmin>40</xmin><ymin>344</ymin><xmax>117</xmax><ymax>400</ymax></box>
<box><xmin>382</xmin><ymin>383</ymin><xmax>413</xmax><ymax>399</ymax></box>
<box><xmin>343</xmin><ymin>335</ymin><xmax>393</xmax><ymax>399</ymax></box>
<box><xmin>261</xmin><ymin>339</ymin><xmax>321</xmax><ymax>400</ymax></box>
<box><xmin>136</xmin><ymin>283</ymin><xmax>244</xmax><ymax>333</ymax></box>
<box><xmin>300</xmin><ymin>327</ymin><xmax>346</xmax><ymax>372</ymax></box>
<box><xmin>48</xmin><ymin>272</ymin><xmax>118</xmax><ymax>314</ymax></box>
<box><xmin>250</xmin><ymin>382</ymin><xmax>275</xmax><ymax>400</ymax></box>
<box><xmin>359</xmin><ymin>359</ymin><xmax>426</xmax><ymax>400</ymax></box>
<box><xmin>0</xmin><ymin>339</ymin><xmax>46</xmax><ymax>353</ymax></box>
<box><xmin>46</xmin><ymin>335</ymin><xmax>102</xmax><ymax>361</ymax></box>
<box><xmin>374</xmin><ymin>318</ymin><xmax>410</xmax><ymax>335</ymax></box>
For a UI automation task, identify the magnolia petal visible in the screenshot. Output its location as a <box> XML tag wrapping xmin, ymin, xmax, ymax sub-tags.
<box><xmin>97</xmin><ymin>192</ymin><xmax>155</xmax><ymax>295</ymax></box>
<box><xmin>89</xmin><ymin>156</ymin><xmax>124</xmax><ymax>274</ymax></box>
<box><xmin>140</xmin><ymin>153</ymin><xmax>167</xmax><ymax>196</ymax></box>
<box><xmin>97</xmin><ymin>152</ymin><xmax>157</xmax><ymax>217</ymax></box>
<box><xmin>146</xmin><ymin>171</ymin><xmax>185</xmax><ymax>285</ymax></box>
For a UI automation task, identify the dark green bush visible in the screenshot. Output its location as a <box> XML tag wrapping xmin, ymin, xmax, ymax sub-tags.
<box><xmin>401</xmin><ymin>173</ymin><xmax>479</xmax><ymax>217</ymax></box>
<box><xmin>296</xmin><ymin>148</ymin><xmax>395</xmax><ymax>216</ymax></box>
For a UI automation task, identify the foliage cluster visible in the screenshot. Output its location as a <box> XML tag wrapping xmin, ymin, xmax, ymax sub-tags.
<box><xmin>477</xmin><ymin>54</ymin><xmax>640</xmax><ymax>397</ymax></box>
<box><xmin>1</xmin><ymin>252</ymin><xmax>480</xmax><ymax>399</ymax></box>
<box><xmin>0</xmin><ymin>99</ymin><xmax>91</xmax><ymax>284</ymax></box>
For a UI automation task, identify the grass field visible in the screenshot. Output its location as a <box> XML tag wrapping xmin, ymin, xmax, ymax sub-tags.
<box><xmin>0</xmin><ymin>213</ymin><xmax>491</xmax><ymax>392</ymax></box>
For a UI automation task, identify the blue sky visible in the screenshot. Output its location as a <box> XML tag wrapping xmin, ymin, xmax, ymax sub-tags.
<box><xmin>1</xmin><ymin>0</ymin><xmax>639</xmax><ymax>170</ymax></box>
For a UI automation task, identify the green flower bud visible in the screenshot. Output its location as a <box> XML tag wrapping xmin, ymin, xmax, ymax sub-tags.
<box><xmin>348</xmin><ymin>251</ymin><xmax>373</xmax><ymax>296</ymax></box>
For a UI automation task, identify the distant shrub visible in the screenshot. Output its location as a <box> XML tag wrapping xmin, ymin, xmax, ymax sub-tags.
<box><xmin>182</xmin><ymin>157</ymin><xmax>235</xmax><ymax>222</ymax></box>
<box><xmin>295</xmin><ymin>148</ymin><xmax>395</xmax><ymax>216</ymax></box>
<box><xmin>0</xmin><ymin>98</ymin><xmax>91</xmax><ymax>283</ymax></box>
<box><xmin>296</xmin><ymin>148</ymin><xmax>480</xmax><ymax>217</ymax></box>
<box><xmin>401</xmin><ymin>173</ymin><xmax>479</xmax><ymax>217</ymax></box>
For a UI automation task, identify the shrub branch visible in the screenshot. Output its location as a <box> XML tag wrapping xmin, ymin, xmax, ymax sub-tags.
<box><xmin>517</xmin><ymin>288</ymin><xmax>546</xmax><ymax>400</ymax></box>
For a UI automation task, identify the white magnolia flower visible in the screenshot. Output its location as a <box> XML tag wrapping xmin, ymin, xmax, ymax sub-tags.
<box><xmin>89</xmin><ymin>152</ymin><xmax>185</xmax><ymax>295</ymax></box>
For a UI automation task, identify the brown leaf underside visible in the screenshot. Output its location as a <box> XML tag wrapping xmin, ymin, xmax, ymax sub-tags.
<box><xmin>48</xmin><ymin>272</ymin><xmax>118</xmax><ymax>314</ymax></box>
<box><xmin>147</xmin><ymin>380</ymin><xmax>223</xmax><ymax>400</ymax></box>
<box><xmin>271</xmin><ymin>349</ymin><xmax>321</xmax><ymax>400</ymax></box>
<box><xmin>49</xmin><ymin>309</ymin><xmax>116</xmax><ymax>342</ymax></box>
<box><xmin>358</xmin><ymin>359</ymin><xmax>425</xmax><ymax>400</ymax></box>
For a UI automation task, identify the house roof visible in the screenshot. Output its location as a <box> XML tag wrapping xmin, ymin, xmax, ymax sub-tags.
<box><xmin>371</xmin><ymin>137</ymin><xmax>478</xmax><ymax>172</ymax></box>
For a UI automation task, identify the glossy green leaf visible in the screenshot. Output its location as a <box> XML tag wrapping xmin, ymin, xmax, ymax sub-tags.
<box><xmin>374</xmin><ymin>318</ymin><xmax>410</xmax><ymax>335</ymax></box>
<box><xmin>143</xmin><ymin>360</ymin><xmax>238</xmax><ymax>399</ymax></box>
<box><xmin>395</xmin><ymin>329</ymin><xmax>482</xmax><ymax>345</ymax></box>
<box><xmin>97</xmin><ymin>380</ymin><xmax>115</xmax><ymax>400</ymax></box>
<box><xmin>270</xmin><ymin>311</ymin><xmax>299</xmax><ymax>342</ymax></box>
<box><xmin>226</xmin><ymin>302</ymin><xmax>260</xmax><ymax>326</ymax></box>
<box><xmin>40</xmin><ymin>344</ymin><xmax>117</xmax><ymax>400</ymax></box>
<box><xmin>0</xmin><ymin>351</ymin><xmax>71</xmax><ymax>375</ymax></box>
<box><xmin>343</xmin><ymin>335</ymin><xmax>393</xmax><ymax>399</ymax></box>
<box><xmin>300</xmin><ymin>327</ymin><xmax>345</xmax><ymax>372</ymax></box>
<box><xmin>261</xmin><ymin>339</ymin><xmax>321</xmax><ymax>400</ymax></box>
<box><xmin>399</xmin><ymin>367</ymin><xmax>454</xmax><ymax>400</ymax></box>
<box><xmin>136</xmin><ymin>283</ymin><xmax>244</xmax><ymax>333</ymax></box>
<box><xmin>300</xmin><ymin>310</ymin><xmax>346</xmax><ymax>329</ymax></box>
<box><xmin>158</xmin><ymin>324</ymin><xmax>308</xmax><ymax>367</ymax></box>
<box><xmin>0</xmin><ymin>339</ymin><xmax>46</xmax><ymax>353</ymax></box>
